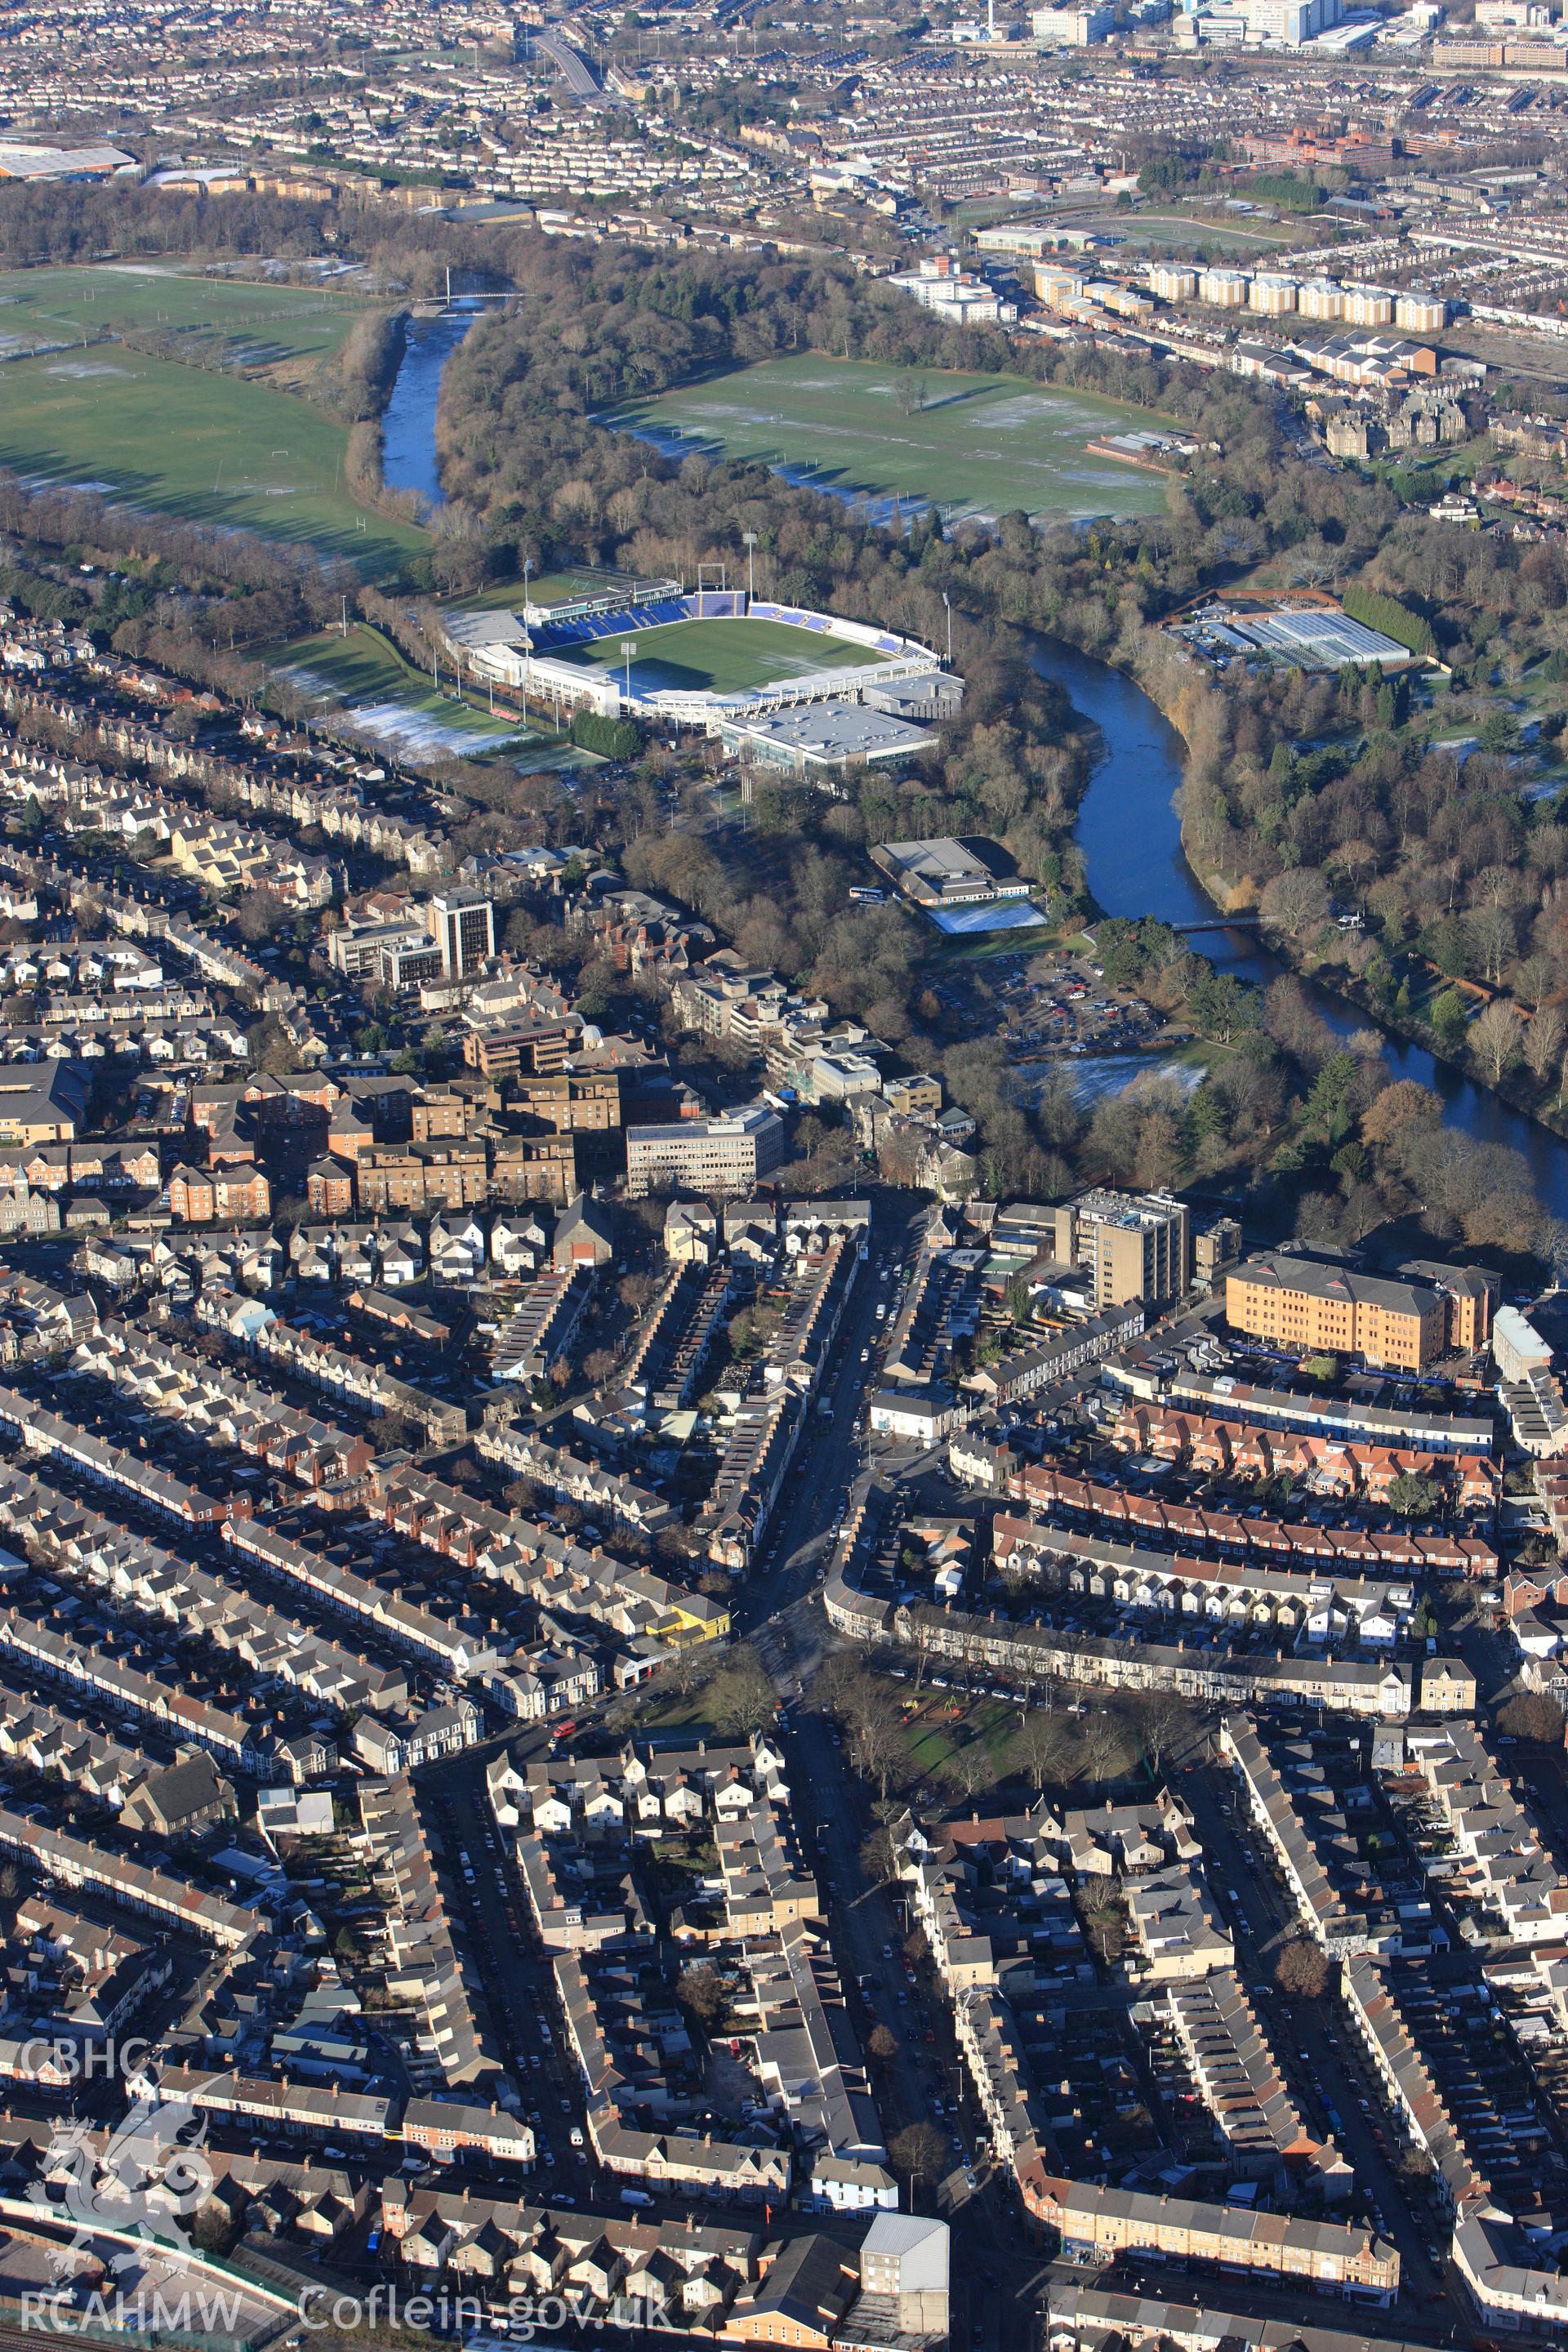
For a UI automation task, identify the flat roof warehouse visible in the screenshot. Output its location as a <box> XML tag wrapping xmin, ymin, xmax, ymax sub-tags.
<box><xmin>1173</xmin><ymin>602</ymin><xmax>1418</xmax><ymax>672</ymax></box>
<box><xmin>717</xmin><ymin>703</ymin><xmax>938</xmax><ymax>772</ymax></box>
<box><xmin>0</xmin><ymin>140</ymin><xmax>134</xmax><ymax>179</ymax></box>
<box><xmin>871</xmin><ymin>838</ymin><xmax>1032</xmax><ymax>907</ymax></box>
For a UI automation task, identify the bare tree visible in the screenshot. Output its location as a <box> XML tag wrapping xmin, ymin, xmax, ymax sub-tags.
<box><xmin>889</xmin><ymin>2122</ymin><xmax>947</xmax><ymax>2201</ymax></box>
<box><xmin>859</xmin><ymin>1825</ymin><xmax>899</xmax><ymax>1889</ymax></box>
<box><xmin>1016</xmin><ymin>1709</ymin><xmax>1073</xmax><ymax>1795</ymax></box>
<box><xmin>675</xmin><ymin>1962</ymin><xmax>728</xmax><ymax>2034</ymax></box>
<box><xmin>1127</xmin><ymin>1690</ymin><xmax>1196</xmax><ymax>1780</ymax></box>
<box><xmin>1077</xmin><ymin>1707</ymin><xmax>1125</xmax><ymax>1792</ymax></box>
<box><xmin>1526</xmin><ymin>1004</ymin><xmax>1566</xmax><ymax>1085</ymax></box>
<box><xmin>1472</xmin><ymin>997</ymin><xmax>1526</xmax><ymax>1085</ymax></box>
<box><xmin>1498</xmin><ymin>1691</ymin><xmax>1566</xmax><ymax>1744</ymax></box>
<box><xmin>1274</xmin><ymin>1938</ymin><xmax>1330</xmax><ymax>1998</ymax></box>
<box><xmin>1468</xmin><ymin>906</ymin><xmax>1517</xmax><ymax>987</ymax></box>
<box><xmin>706</xmin><ymin>1645</ymin><xmax>776</xmax><ymax>1738</ymax></box>
<box><xmin>236</xmin><ymin>885</ymin><xmax>292</xmax><ymax>943</ymax></box>
<box><xmin>854</xmin><ymin>1706</ymin><xmax>907</xmax><ymax>1802</ymax></box>
<box><xmin>1259</xmin><ymin>866</ymin><xmax>1330</xmax><ymax>937</ymax></box>
<box><xmin>941</xmin><ymin>1739</ymin><xmax>993</xmax><ymax>1802</ymax></box>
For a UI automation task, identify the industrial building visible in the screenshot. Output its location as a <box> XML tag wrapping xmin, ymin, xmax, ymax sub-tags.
<box><xmin>1174</xmin><ymin>601</ymin><xmax>1419</xmax><ymax>673</ymax></box>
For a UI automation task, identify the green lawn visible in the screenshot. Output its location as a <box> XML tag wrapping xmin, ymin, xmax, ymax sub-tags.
<box><xmin>439</xmin><ymin>568</ymin><xmax>649</xmax><ymax>616</ymax></box>
<box><xmin>553</xmin><ymin>612</ymin><xmax>891</xmax><ymax>696</ymax></box>
<box><xmin>273</xmin><ymin>623</ymin><xmax>569</xmax><ymax>761</ymax></box>
<box><xmin>902</xmin><ymin>1695</ymin><xmax>1024</xmax><ymax>1787</ymax></box>
<box><xmin>1116</xmin><ymin>211</ymin><xmax>1303</xmax><ymax>250</ymax></box>
<box><xmin>0</xmin><ymin>347</ymin><xmax>425</xmax><ymax>572</ymax></box>
<box><xmin>608</xmin><ymin>354</ymin><xmax>1180</xmax><ymax>523</ymax></box>
<box><xmin>0</xmin><ymin>261</ymin><xmax>372</xmax><ymax>367</ymax></box>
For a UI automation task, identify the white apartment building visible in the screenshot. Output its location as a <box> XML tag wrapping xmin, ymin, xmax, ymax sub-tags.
<box><xmin>625</xmin><ymin>1105</ymin><xmax>786</xmax><ymax>1198</ymax></box>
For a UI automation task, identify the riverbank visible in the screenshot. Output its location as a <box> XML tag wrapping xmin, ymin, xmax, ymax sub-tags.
<box><xmin>371</xmin><ymin>273</ymin><xmax>1568</xmax><ymax>1214</ymax></box>
<box><xmin>1043</xmin><ymin>626</ymin><xmax>1568</xmax><ymax>1221</ymax></box>
<box><xmin>1135</xmin><ymin>649</ymin><xmax>1568</xmax><ymax>1158</ymax></box>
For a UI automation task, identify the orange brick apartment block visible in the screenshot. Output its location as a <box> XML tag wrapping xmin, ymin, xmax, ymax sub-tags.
<box><xmin>1224</xmin><ymin>1250</ymin><xmax>1494</xmax><ymax>1372</ymax></box>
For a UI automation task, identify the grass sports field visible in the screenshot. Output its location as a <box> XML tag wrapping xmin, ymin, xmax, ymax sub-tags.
<box><xmin>274</xmin><ymin>623</ymin><xmax>574</xmax><ymax>763</ymax></box>
<box><xmin>439</xmin><ymin>568</ymin><xmax>635</xmax><ymax>616</ymax></box>
<box><xmin>554</xmin><ymin>614</ymin><xmax>889</xmax><ymax>697</ymax></box>
<box><xmin>0</xmin><ymin>261</ymin><xmax>372</xmax><ymax>369</ymax></box>
<box><xmin>0</xmin><ymin>345</ymin><xmax>425</xmax><ymax>572</ymax></box>
<box><xmin>0</xmin><ymin>261</ymin><xmax>423</xmax><ymax>572</ymax></box>
<box><xmin>610</xmin><ymin>355</ymin><xmax>1181</xmax><ymax>523</ymax></box>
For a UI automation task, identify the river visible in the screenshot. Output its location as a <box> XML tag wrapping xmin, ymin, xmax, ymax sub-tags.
<box><xmin>374</xmin><ymin>318</ymin><xmax>1568</xmax><ymax>1217</ymax></box>
<box><xmin>379</xmin><ymin>305</ymin><xmax>479</xmax><ymax>508</ymax></box>
<box><xmin>1043</xmin><ymin>633</ymin><xmax>1568</xmax><ymax>1220</ymax></box>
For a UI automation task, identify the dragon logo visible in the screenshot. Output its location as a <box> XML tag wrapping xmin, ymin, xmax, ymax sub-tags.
<box><xmin>30</xmin><ymin>2101</ymin><xmax>214</xmax><ymax>2277</ymax></box>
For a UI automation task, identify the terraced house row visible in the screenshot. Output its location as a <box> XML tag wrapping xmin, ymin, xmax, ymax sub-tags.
<box><xmin>622</xmin><ymin>1260</ymin><xmax>736</xmax><ymax>1409</ymax></box>
<box><xmin>1219</xmin><ymin>1715</ymin><xmax>1399</xmax><ymax>1958</ymax></box>
<box><xmin>743</xmin><ymin>1929</ymin><xmax>890</xmax><ymax>2209</ymax></box>
<box><xmin>0</xmin><ymin>671</ymin><xmax>441</xmax><ymax>873</ymax></box>
<box><xmin>1163</xmin><ymin>1973</ymin><xmax>1341</xmax><ymax>2185</ymax></box>
<box><xmin>483</xmin><ymin>1511</ymin><xmax>728</xmax><ymax>1670</ymax></box>
<box><xmin>473</xmin><ymin>1420</ymin><xmax>676</xmax><ymax>1538</ymax></box>
<box><xmin>0</xmin><ymin>1459</ymin><xmax>408</xmax><ymax>1716</ymax></box>
<box><xmin>359</xmin><ymin>1775</ymin><xmax>497</xmax><ymax>2089</ymax></box>
<box><xmin>825</xmin><ymin>1516</ymin><xmax>1470</xmax><ymax>1722</ymax></box>
<box><xmin>198</xmin><ymin>1294</ymin><xmax>465</xmax><ymax>1446</ymax></box>
<box><xmin>0</xmin><ymin>1802</ymin><xmax>257</xmax><ymax>1949</ymax></box>
<box><xmin>701</xmin><ymin>1236</ymin><xmax>861</xmax><ymax>1572</ymax></box>
<box><xmin>0</xmin><ymin>1682</ymin><xmax>200</xmax><ymax>1816</ymax></box>
<box><xmin>0</xmin><ymin>1403</ymin><xmax>483</xmax><ymax>1693</ymax></box>
<box><xmin>553</xmin><ymin>1944</ymin><xmax>794</xmax><ymax>2205</ymax></box>
<box><xmin>380</xmin><ymin>2181</ymin><xmax>761</xmax><ymax>2327</ymax></box>
<box><xmin>1155</xmin><ymin>1370</ymin><xmax>1496</xmax><ymax>1459</ymax></box>
<box><xmin>488</xmin><ymin>1736</ymin><xmax>791</xmax><ymax>1953</ymax></box>
<box><xmin>491</xmin><ymin>1732</ymin><xmax>888</xmax><ymax>2204</ymax></box>
<box><xmin>145</xmin><ymin>2065</ymin><xmax>534</xmax><ymax>2169</ymax></box>
<box><xmin>1401</xmin><ymin>1722</ymin><xmax>1568</xmax><ymax>1945</ymax></box>
<box><xmin>0</xmin><ymin>1602</ymin><xmax>270</xmax><ymax>1778</ymax></box>
<box><xmin>1106</xmin><ymin>1401</ymin><xmax>1500</xmax><ymax>1508</ymax></box>
<box><xmin>997</xmin><ymin>1459</ymin><xmax>1498</xmax><ymax>1579</ymax></box>
<box><xmin>0</xmin><ymin>1411</ymin><xmax>225</xmax><ymax>1539</ymax></box>
<box><xmin>992</xmin><ymin>1518</ymin><xmax>1418</xmax><ymax>1645</ymax></box>
<box><xmin>1341</xmin><ymin>1957</ymin><xmax>1484</xmax><ymax>2212</ymax></box>
<box><xmin>224</xmin><ymin>1515</ymin><xmax>492</xmax><ymax>1678</ymax></box>
<box><xmin>1028</xmin><ymin>2178</ymin><xmax>1400</xmax><ymax>2304</ymax></box>
<box><xmin>70</xmin><ymin>1321</ymin><xmax>376</xmax><ymax>1491</ymax></box>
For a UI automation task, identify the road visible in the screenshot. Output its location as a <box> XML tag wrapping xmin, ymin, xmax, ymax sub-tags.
<box><xmin>533</xmin><ymin>29</ymin><xmax>626</xmax><ymax>106</ymax></box>
<box><xmin>404</xmin><ymin>1193</ymin><xmax>1487</xmax><ymax>2352</ymax></box>
<box><xmin>421</xmin><ymin>1741</ymin><xmax>608</xmax><ymax>2204</ymax></box>
<box><xmin>716</xmin><ymin>1196</ymin><xmax>1033</xmax><ymax>2352</ymax></box>
<box><xmin>1178</xmin><ymin>1766</ymin><xmax>1467</xmax><ymax>2336</ymax></box>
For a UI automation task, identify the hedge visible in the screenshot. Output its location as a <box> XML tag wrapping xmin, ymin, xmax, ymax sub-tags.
<box><xmin>570</xmin><ymin>711</ymin><xmax>640</xmax><ymax>759</ymax></box>
<box><xmin>1342</xmin><ymin>586</ymin><xmax>1435</xmax><ymax>658</ymax></box>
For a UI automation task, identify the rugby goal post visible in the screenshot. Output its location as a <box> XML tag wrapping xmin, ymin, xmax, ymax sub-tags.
<box><xmin>693</xmin><ymin>560</ymin><xmax>728</xmax><ymax>617</ymax></box>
